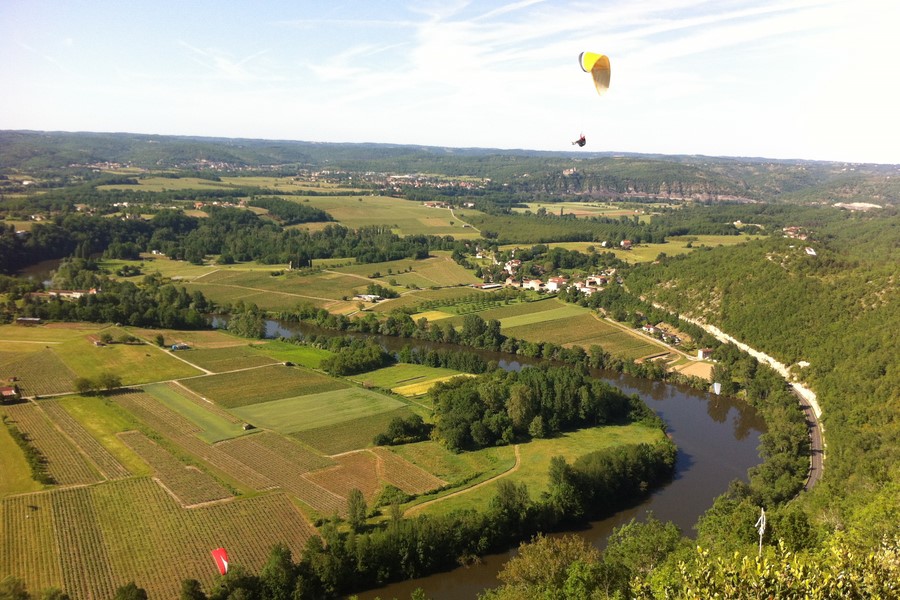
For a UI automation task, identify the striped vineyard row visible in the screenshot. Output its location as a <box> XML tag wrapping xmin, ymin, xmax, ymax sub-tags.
<box><xmin>89</xmin><ymin>478</ymin><xmax>316</xmax><ymax>599</ymax></box>
<box><xmin>371</xmin><ymin>447</ymin><xmax>447</xmax><ymax>495</ymax></box>
<box><xmin>0</xmin><ymin>349</ymin><xmax>78</xmax><ymax>397</ymax></box>
<box><xmin>116</xmin><ymin>391</ymin><xmax>276</xmax><ymax>491</ymax></box>
<box><xmin>216</xmin><ymin>435</ymin><xmax>346</xmax><ymax>515</ymax></box>
<box><xmin>0</xmin><ymin>494</ymin><xmax>62</xmax><ymax>594</ymax></box>
<box><xmin>119</xmin><ymin>431</ymin><xmax>231</xmax><ymax>506</ymax></box>
<box><xmin>218</xmin><ymin>431</ymin><xmax>335</xmax><ymax>473</ymax></box>
<box><xmin>50</xmin><ymin>486</ymin><xmax>118</xmax><ymax>600</ymax></box>
<box><xmin>2</xmin><ymin>403</ymin><xmax>102</xmax><ymax>486</ymax></box>
<box><xmin>39</xmin><ymin>400</ymin><xmax>131</xmax><ymax>480</ymax></box>
<box><xmin>305</xmin><ymin>452</ymin><xmax>382</xmax><ymax>504</ymax></box>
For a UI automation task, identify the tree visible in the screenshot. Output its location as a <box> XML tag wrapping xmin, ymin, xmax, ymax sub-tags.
<box><xmin>347</xmin><ymin>488</ymin><xmax>367</xmax><ymax>532</ymax></box>
<box><xmin>73</xmin><ymin>377</ymin><xmax>97</xmax><ymax>395</ymax></box>
<box><xmin>112</xmin><ymin>582</ymin><xmax>148</xmax><ymax>600</ymax></box>
<box><xmin>179</xmin><ymin>579</ymin><xmax>207</xmax><ymax>600</ymax></box>
<box><xmin>97</xmin><ymin>372</ymin><xmax>122</xmax><ymax>392</ymax></box>
<box><xmin>0</xmin><ymin>576</ymin><xmax>30</xmax><ymax>600</ymax></box>
<box><xmin>259</xmin><ymin>544</ymin><xmax>295</xmax><ymax>600</ymax></box>
<box><xmin>155</xmin><ymin>333</ymin><xmax>165</xmax><ymax>347</ymax></box>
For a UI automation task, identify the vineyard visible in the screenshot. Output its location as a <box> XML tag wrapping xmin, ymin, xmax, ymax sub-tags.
<box><xmin>38</xmin><ymin>400</ymin><xmax>131</xmax><ymax>480</ymax></box>
<box><xmin>180</xmin><ymin>365</ymin><xmax>349</xmax><ymax>408</ymax></box>
<box><xmin>305</xmin><ymin>451</ymin><xmax>382</xmax><ymax>503</ymax></box>
<box><xmin>115</xmin><ymin>391</ymin><xmax>276</xmax><ymax>491</ymax></box>
<box><xmin>0</xmin><ymin>349</ymin><xmax>77</xmax><ymax>396</ymax></box>
<box><xmin>142</xmin><ymin>382</ymin><xmax>249</xmax><ymax>444</ymax></box>
<box><xmin>1</xmin><ymin>478</ymin><xmax>317</xmax><ymax>599</ymax></box>
<box><xmin>119</xmin><ymin>431</ymin><xmax>232</xmax><ymax>506</ymax></box>
<box><xmin>1</xmin><ymin>403</ymin><xmax>102</xmax><ymax>486</ymax></box>
<box><xmin>371</xmin><ymin>447</ymin><xmax>446</xmax><ymax>495</ymax></box>
<box><xmin>175</xmin><ymin>345</ymin><xmax>279</xmax><ymax>373</ymax></box>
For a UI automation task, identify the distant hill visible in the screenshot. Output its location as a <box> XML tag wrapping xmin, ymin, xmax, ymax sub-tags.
<box><xmin>1</xmin><ymin>130</ymin><xmax>897</xmax><ymax>205</ymax></box>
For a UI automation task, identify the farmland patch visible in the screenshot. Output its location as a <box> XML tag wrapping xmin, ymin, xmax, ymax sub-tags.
<box><xmin>179</xmin><ymin>365</ymin><xmax>348</xmax><ymax>408</ymax></box>
<box><xmin>290</xmin><ymin>407</ymin><xmax>416</xmax><ymax>456</ymax></box>
<box><xmin>230</xmin><ymin>387</ymin><xmax>406</xmax><ymax>434</ymax></box>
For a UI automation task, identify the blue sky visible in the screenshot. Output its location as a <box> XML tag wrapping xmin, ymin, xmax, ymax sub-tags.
<box><xmin>2</xmin><ymin>0</ymin><xmax>898</xmax><ymax>163</ymax></box>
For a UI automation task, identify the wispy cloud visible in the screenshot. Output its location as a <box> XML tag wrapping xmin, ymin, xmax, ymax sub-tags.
<box><xmin>178</xmin><ymin>41</ymin><xmax>272</xmax><ymax>82</ymax></box>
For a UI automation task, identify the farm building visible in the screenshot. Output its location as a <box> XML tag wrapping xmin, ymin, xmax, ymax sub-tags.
<box><xmin>0</xmin><ymin>386</ymin><xmax>20</xmax><ymax>403</ymax></box>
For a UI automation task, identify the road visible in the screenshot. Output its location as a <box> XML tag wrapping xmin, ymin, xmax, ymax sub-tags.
<box><xmin>795</xmin><ymin>387</ymin><xmax>824</xmax><ymax>491</ymax></box>
<box><xmin>671</xmin><ymin>312</ymin><xmax>826</xmax><ymax>491</ymax></box>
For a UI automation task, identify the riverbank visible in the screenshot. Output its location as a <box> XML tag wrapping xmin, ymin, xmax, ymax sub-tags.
<box><xmin>674</xmin><ymin>313</ymin><xmax>826</xmax><ymax>478</ymax></box>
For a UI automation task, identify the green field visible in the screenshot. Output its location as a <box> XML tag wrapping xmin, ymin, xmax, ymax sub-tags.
<box><xmin>290</xmin><ymin>407</ymin><xmax>416</xmax><ymax>455</ymax></box>
<box><xmin>392</xmin><ymin>440</ymin><xmax>517</xmax><ymax>487</ymax></box>
<box><xmin>291</xmin><ymin>195</ymin><xmax>482</xmax><ymax>238</ymax></box>
<box><xmin>142</xmin><ymin>383</ymin><xmax>252</xmax><ymax>443</ymax></box>
<box><xmin>179</xmin><ymin>365</ymin><xmax>349</xmax><ymax>408</ymax></box>
<box><xmin>54</xmin><ymin>395</ymin><xmax>150</xmax><ymax>477</ymax></box>
<box><xmin>417</xmin><ymin>424</ymin><xmax>665</xmax><ymax>515</ymax></box>
<box><xmin>52</xmin><ymin>332</ymin><xmax>203</xmax><ymax>385</ymax></box>
<box><xmin>504</xmin><ymin>312</ymin><xmax>662</xmax><ymax>359</ymax></box>
<box><xmin>254</xmin><ymin>340</ymin><xmax>333</xmax><ymax>369</ymax></box>
<box><xmin>500</xmin><ymin>233</ymin><xmax>763</xmax><ymax>264</ymax></box>
<box><xmin>0</xmin><ymin>410</ymin><xmax>43</xmax><ymax>496</ymax></box>
<box><xmin>370</xmin><ymin>286</ymin><xmax>493</xmax><ymax>313</ymax></box>
<box><xmin>331</xmin><ymin>251</ymin><xmax>480</xmax><ymax>289</ymax></box>
<box><xmin>174</xmin><ymin>345</ymin><xmax>279</xmax><ymax>372</ymax></box>
<box><xmin>349</xmin><ymin>363</ymin><xmax>464</xmax><ymax>392</ymax></box>
<box><xmin>230</xmin><ymin>387</ymin><xmax>407</xmax><ymax>434</ymax></box>
<box><xmin>513</xmin><ymin>202</ymin><xmax>642</xmax><ymax>219</ymax></box>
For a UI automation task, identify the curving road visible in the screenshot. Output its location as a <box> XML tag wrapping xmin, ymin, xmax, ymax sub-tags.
<box><xmin>670</xmin><ymin>312</ymin><xmax>825</xmax><ymax>491</ymax></box>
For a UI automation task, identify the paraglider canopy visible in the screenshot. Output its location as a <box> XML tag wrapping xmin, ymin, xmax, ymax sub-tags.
<box><xmin>211</xmin><ymin>547</ymin><xmax>229</xmax><ymax>575</ymax></box>
<box><xmin>579</xmin><ymin>51</ymin><xmax>611</xmax><ymax>96</ymax></box>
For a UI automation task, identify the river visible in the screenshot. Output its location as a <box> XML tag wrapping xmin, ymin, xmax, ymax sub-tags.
<box><xmin>247</xmin><ymin>320</ymin><xmax>766</xmax><ymax>599</ymax></box>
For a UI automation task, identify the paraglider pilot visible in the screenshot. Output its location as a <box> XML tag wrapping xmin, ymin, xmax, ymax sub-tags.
<box><xmin>572</xmin><ymin>134</ymin><xmax>586</xmax><ymax>147</ymax></box>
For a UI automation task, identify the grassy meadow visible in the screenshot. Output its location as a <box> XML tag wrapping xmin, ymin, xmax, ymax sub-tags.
<box><xmin>412</xmin><ymin>424</ymin><xmax>665</xmax><ymax>515</ymax></box>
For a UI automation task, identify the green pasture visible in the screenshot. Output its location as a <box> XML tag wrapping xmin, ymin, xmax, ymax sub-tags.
<box><xmin>503</xmin><ymin>313</ymin><xmax>662</xmax><ymax>359</ymax></box>
<box><xmin>513</xmin><ymin>202</ymin><xmax>642</xmax><ymax>219</ymax></box>
<box><xmin>331</xmin><ymin>251</ymin><xmax>480</xmax><ymax>289</ymax></box>
<box><xmin>291</xmin><ymin>195</ymin><xmax>481</xmax><ymax>238</ymax></box>
<box><xmin>53</xmin><ymin>331</ymin><xmax>203</xmax><ymax>384</ymax></box>
<box><xmin>220</xmin><ymin>175</ymin><xmax>366</xmax><ymax>194</ymax></box>
<box><xmin>230</xmin><ymin>387</ymin><xmax>406</xmax><ymax>434</ymax></box>
<box><xmin>100</xmin><ymin>257</ymin><xmax>220</xmax><ymax>281</ymax></box>
<box><xmin>98</xmin><ymin>176</ymin><xmax>237</xmax><ymax>192</ymax></box>
<box><xmin>419</xmin><ymin>424</ymin><xmax>665</xmax><ymax>515</ymax></box>
<box><xmin>392</xmin><ymin>441</ymin><xmax>516</xmax><ymax>488</ymax></box>
<box><xmin>370</xmin><ymin>286</ymin><xmax>492</xmax><ymax>313</ymax></box>
<box><xmin>0</xmin><ymin>323</ymin><xmax>102</xmax><ymax>343</ymax></box>
<box><xmin>499</xmin><ymin>233</ymin><xmax>762</xmax><ymax>264</ymax></box>
<box><xmin>180</xmin><ymin>268</ymin><xmax>369</xmax><ymax>310</ymax></box>
<box><xmin>142</xmin><ymin>383</ymin><xmax>251</xmax><ymax>443</ymax></box>
<box><xmin>175</xmin><ymin>345</ymin><xmax>279</xmax><ymax>372</ymax></box>
<box><xmin>350</xmin><ymin>363</ymin><xmax>463</xmax><ymax>393</ymax></box>
<box><xmin>290</xmin><ymin>407</ymin><xmax>416</xmax><ymax>456</ymax></box>
<box><xmin>54</xmin><ymin>394</ymin><xmax>150</xmax><ymax>477</ymax></box>
<box><xmin>410</xmin><ymin>310</ymin><xmax>455</xmax><ymax>321</ymax></box>
<box><xmin>255</xmin><ymin>340</ymin><xmax>333</xmax><ymax>369</ymax></box>
<box><xmin>434</xmin><ymin>297</ymin><xmax>586</xmax><ymax>329</ymax></box>
<box><xmin>127</xmin><ymin>327</ymin><xmax>247</xmax><ymax>349</ymax></box>
<box><xmin>0</xmin><ymin>410</ymin><xmax>43</xmax><ymax>496</ymax></box>
<box><xmin>179</xmin><ymin>365</ymin><xmax>348</xmax><ymax>409</ymax></box>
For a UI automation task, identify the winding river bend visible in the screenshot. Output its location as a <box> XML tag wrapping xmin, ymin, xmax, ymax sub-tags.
<box><xmin>258</xmin><ymin>320</ymin><xmax>766</xmax><ymax>600</ymax></box>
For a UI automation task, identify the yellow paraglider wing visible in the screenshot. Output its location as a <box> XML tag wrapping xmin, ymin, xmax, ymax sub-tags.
<box><xmin>579</xmin><ymin>51</ymin><xmax>611</xmax><ymax>96</ymax></box>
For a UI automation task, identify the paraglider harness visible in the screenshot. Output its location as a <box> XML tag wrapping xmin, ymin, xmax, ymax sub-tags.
<box><xmin>572</xmin><ymin>134</ymin><xmax>586</xmax><ymax>147</ymax></box>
